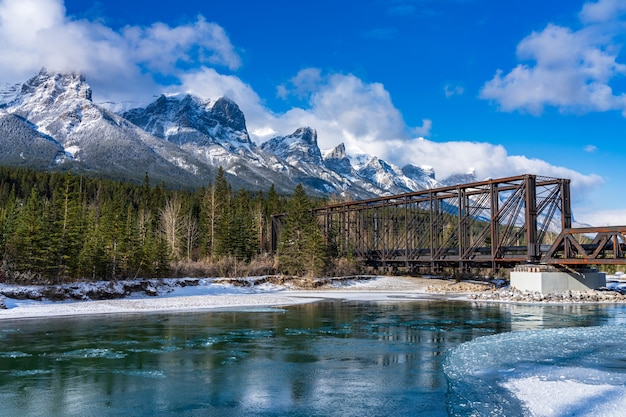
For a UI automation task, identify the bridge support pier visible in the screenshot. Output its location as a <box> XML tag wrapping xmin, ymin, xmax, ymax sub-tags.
<box><xmin>510</xmin><ymin>265</ymin><xmax>606</xmax><ymax>293</ymax></box>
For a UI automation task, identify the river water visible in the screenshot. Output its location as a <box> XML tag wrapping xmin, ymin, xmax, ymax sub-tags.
<box><xmin>2</xmin><ymin>300</ymin><xmax>626</xmax><ymax>416</ymax></box>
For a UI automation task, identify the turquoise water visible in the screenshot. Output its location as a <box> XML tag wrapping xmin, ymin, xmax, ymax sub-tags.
<box><xmin>1</xmin><ymin>300</ymin><xmax>626</xmax><ymax>416</ymax></box>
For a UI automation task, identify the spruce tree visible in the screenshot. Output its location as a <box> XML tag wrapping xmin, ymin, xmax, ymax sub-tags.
<box><xmin>6</xmin><ymin>189</ymin><xmax>47</xmax><ymax>281</ymax></box>
<box><xmin>212</xmin><ymin>167</ymin><xmax>233</xmax><ymax>259</ymax></box>
<box><xmin>278</xmin><ymin>184</ymin><xmax>327</xmax><ymax>277</ymax></box>
<box><xmin>49</xmin><ymin>172</ymin><xmax>85</xmax><ymax>282</ymax></box>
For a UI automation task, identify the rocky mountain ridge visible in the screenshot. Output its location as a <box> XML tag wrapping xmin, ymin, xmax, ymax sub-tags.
<box><xmin>0</xmin><ymin>69</ymin><xmax>472</xmax><ymax>197</ymax></box>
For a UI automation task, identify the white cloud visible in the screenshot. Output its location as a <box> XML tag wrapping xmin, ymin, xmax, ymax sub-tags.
<box><xmin>444</xmin><ymin>84</ymin><xmax>464</xmax><ymax>98</ymax></box>
<box><xmin>412</xmin><ymin>119</ymin><xmax>432</xmax><ymax>137</ymax></box>
<box><xmin>0</xmin><ymin>0</ymin><xmax>603</xmax><ymax>205</ymax></box>
<box><xmin>375</xmin><ymin>138</ymin><xmax>603</xmax><ymax>199</ymax></box>
<box><xmin>0</xmin><ymin>0</ymin><xmax>241</xmax><ymax>103</ymax></box>
<box><xmin>575</xmin><ymin>208</ymin><xmax>626</xmax><ymax>226</ymax></box>
<box><xmin>277</xmin><ymin>68</ymin><xmax>323</xmax><ymax>100</ymax></box>
<box><xmin>480</xmin><ymin>3</ymin><xmax>626</xmax><ymax>115</ymax></box>
<box><xmin>585</xmin><ymin>144</ymin><xmax>598</xmax><ymax>152</ymax></box>
<box><xmin>235</xmin><ymin>69</ymin><xmax>415</xmax><ymax>150</ymax></box>
<box><xmin>579</xmin><ymin>0</ymin><xmax>626</xmax><ymax>23</ymax></box>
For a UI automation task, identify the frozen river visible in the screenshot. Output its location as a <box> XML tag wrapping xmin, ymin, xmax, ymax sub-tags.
<box><xmin>1</xmin><ymin>300</ymin><xmax>626</xmax><ymax>416</ymax></box>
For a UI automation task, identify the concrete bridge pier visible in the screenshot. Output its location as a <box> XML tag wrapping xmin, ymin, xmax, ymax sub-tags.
<box><xmin>510</xmin><ymin>265</ymin><xmax>606</xmax><ymax>293</ymax></box>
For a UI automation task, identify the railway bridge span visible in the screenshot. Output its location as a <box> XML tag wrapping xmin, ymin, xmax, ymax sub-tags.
<box><xmin>273</xmin><ymin>174</ymin><xmax>626</xmax><ymax>275</ymax></box>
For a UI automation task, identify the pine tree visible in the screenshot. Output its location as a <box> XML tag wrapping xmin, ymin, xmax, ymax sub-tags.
<box><xmin>0</xmin><ymin>188</ymin><xmax>18</xmax><ymax>264</ymax></box>
<box><xmin>278</xmin><ymin>184</ymin><xmax>327</xmax><ymax>277</ymax></box>
<box><xmin>212</xmin><ymin>167</ymin><xmax>233</xmax><ymax>259</ymax></box>
<box><xmin>229</xmin><ymin>189</ymin><xmax>258</xmax><ymax>261</ymax></box>
<box><xmin>78</xmin><ymin>208</ymin><xmax>108</xmax><ymax>280</ymax></box>
<box><xmin>6</xmin><ymin>189</ymin><xmax>47</xmax><ymax>281</ymax></box>
<box><xmin>49</xmin><ymin>172</ymin><xmax>85</xmax><ymax>283</ymax></box>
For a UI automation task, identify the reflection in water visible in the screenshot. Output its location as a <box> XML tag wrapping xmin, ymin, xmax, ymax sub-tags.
<box><xmin>0</xmin><ymin>300</ymin><xmax>623</xmax><ymax>416</ymax></box>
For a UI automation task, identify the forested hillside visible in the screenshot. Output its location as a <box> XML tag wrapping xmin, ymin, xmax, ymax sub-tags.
<box><xmin>0</xmin><ymin>167</ymin><xmax>345</xmax><ymax>284</ymax></box>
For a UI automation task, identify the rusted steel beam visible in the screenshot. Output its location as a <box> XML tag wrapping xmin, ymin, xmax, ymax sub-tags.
<box><xmin>312</xmin><ymin>174</ymin><xmax>566</xmax><ymax>212</ymax></box>
<box><xmin>270</xmin><ymin>174</ymin><xmax>621</xmax><ymax>271</ymax></box>
<box><xmin>542</xmin><ymin>226</ymin><xmax>626</xmax><ymax>266</ymax></box>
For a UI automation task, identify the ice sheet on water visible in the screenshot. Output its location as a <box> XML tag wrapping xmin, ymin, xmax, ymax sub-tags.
<box><xmin>9</xmin><ymin>369</ymin><xmax>54</xmax><ymax>377</ymax></box>
<box><xmin>111</xmin><ymin>369</ymin><xmax>167</xmax><ymax>379</ymax></box>
<box><xmin>58</xmin><ymin>348</ymin><xmax>127</xmax><ymax>360</ymax></box>
<box><xmin>443</xmin><ymin>325</ymin><xmax>626</xmax><ymax>417</ymax></box>
<box><xmin>0</xmin><ymin>351</ymin><xmax>32</xmax><ymax>358</ymax></box>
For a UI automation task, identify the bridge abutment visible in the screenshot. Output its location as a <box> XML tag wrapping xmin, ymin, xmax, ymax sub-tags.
<box><xmin>510</xmin><ymin>265</ymin><xmax>606</xmax><ymax>293</ymax></box>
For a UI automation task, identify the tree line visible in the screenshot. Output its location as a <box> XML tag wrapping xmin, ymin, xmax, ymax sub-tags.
<box><xmin>0</xmin><ymin>166</ymin><xmax>348</xmax><ymax>284</ymax></box>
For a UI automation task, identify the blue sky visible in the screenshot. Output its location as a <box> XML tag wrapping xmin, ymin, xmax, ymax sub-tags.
<box><xmin>1</xmin><ymin>0</ymin><xmax>626</xmax><ymax>226</ymax></box>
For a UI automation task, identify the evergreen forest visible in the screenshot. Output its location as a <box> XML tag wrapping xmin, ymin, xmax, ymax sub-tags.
<box><xmin>0</xmin><ymin>166</ymin><xmax>349</xmax><ymax>284</ymax></box>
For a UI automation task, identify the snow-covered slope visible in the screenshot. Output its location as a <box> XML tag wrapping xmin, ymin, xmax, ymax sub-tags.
<box><xmin>0</xmin><ymin>69</ymin><xmax>217</xmax><ymax>187</ymax></box>
<box><xmin>0</xmin><ymin>69</ymin><xmax>447</xmax><ymax>197</ymax></box>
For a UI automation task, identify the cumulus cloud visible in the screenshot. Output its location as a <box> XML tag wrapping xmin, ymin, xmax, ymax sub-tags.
<box><xmin>480</xmin><ymin>0</ymin><xmax>626</xmax><ymax>115</ymax></box>
<box><xmin>378</xmin><ymin>138</ymin><xmax>603</xmax><ymax>199</ymax></box>
<box><xmin>585</xmin><ymin>144</ymin><xmax>598</xmax><ymax>152</ymax></box>
<box><xmin>232</xmin><ymin>68</ymin><xmax>415</xmax><ymax>149</ymax></box>
<box><xmin>0</xmin><ymin>0</ymin><xmax>241</xmax><ymax>103</ymax></box>
<box><xmin>0</xmin><ymin>0</ymin><xmax>602</xmax><ymax>200</ymax></box>
<box><xmin>579</xmin><ymin>0</ymin><xmax>626</xmax><ymax>23</ymax></box>
<box><xmin>277</xmin><ymin>68</ymin><xmax>323</xmax><ymax>100</ymax></box>
<box><xmin>575</xmin><ymin>208</ymin><xmax>626</xmax><ymax>226</ymax></box>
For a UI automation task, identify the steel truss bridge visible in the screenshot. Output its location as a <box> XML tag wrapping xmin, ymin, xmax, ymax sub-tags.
<box><xmin>273</xmin><ymin>174</ymin><xmax>626</xmax><ymax>272</ymax></box>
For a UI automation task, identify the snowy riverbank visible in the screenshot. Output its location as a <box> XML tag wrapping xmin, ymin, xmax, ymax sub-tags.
<box><xmin>2</xmin><ymin>275</ymin><xmax>626</xmax><ymax>320</ymax></box>
<box><xmin>0</xmin><ymin>276</ymin><xmax>453</xmax><ymax>320</ymax></box>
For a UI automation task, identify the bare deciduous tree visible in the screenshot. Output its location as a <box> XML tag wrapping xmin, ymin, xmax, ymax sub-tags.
<box><xmin>160</xmin><ymin>196</ymin><xmax>183</xmax><ymax>260</ymax></box>
<box><xmin>182</xmin><ymin>212</ymin><xmax>199</xmax><ymax>261</ymax></box>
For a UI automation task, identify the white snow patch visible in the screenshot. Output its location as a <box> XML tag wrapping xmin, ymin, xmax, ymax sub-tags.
<box><xmin>503</xmin><ymin>376</ymin><xmax>626</xmax><ymax>417</ymax></box>
<box><xmin>65</xmin><ymin>145</ymin><xmax>80</xmax><ymax>157</ymax></box>
<box><xmin>168</xmin><ymin>156</ymin><xmax>198</xmax><ymax>174</ymax></box>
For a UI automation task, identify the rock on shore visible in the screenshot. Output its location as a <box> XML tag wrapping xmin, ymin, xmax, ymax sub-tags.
<box><xmin>0</xmin><ymin>278</ymin><xmax>203</xmax><ymax>302</ymax></box>
<box><xmin>468</xmin><ymin>288</ymin><xmax>626</xmax><ymax>303</ymax></box>
<box><xmin>426</xmin><ymin>280</ymin><xmax>626</xmax><ymax>303</ymax></box>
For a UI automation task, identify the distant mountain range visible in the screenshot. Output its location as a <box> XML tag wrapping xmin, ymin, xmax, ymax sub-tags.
<box><xmin>0</xmin><ymin>69</ymin><xmax>475</xmax><ymax>197</ymax></box>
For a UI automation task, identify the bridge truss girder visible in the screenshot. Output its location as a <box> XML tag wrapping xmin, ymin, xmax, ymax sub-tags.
<box><xmin>542</xmin><ymin>226</ymin><xmax>626</xmax><ymax>266</ymax></box>
<box><xmin>314</xmin><ymin>174</ymin><xmax>573</xmax><ymax>271</ymax></box>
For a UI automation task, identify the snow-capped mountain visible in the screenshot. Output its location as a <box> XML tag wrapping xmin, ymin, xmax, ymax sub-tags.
<box><xmin>123</xmin><ymin>94</ymin><xmax>251</xmax><ymax>147</ymax></box>
<box><xmin>0</xmin><ymin>69</ymin><xmax>217</xmax><ymax>188</ymax></box>
<box><xmin>440</xmin><ymin>170</ymin><xmax>478</xmax><ymax>186</ymax></box>
<box><xmin>261</xmin><ymin>127</ymin><xmax>376</xmax><ymax>196</ymax></box>
<box><xmin>0</xmin><ymin>69</ymin><xmax>450</xmax><ymax>198</ymax></box>
<box><xmin>261</xmin><ymin>127</ymin><xmax>323</xmax><ymax>165</ymax></box>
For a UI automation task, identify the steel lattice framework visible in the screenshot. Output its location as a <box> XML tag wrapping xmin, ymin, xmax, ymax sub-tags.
<box><xmin>272</xmin><ymin>174</ymin><xmax>626</xmax><ymax>271</ymax></box>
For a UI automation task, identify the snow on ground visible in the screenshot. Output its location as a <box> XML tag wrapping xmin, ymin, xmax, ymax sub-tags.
<box><xmin>0</xmin><ymin>276</ymin><xmax>451</xmax><ymax>320</ymax></box>
<box><xmin>503</xmin><ymin>376</ymin><xmax>626</xmax><ymax>417</ymax></box>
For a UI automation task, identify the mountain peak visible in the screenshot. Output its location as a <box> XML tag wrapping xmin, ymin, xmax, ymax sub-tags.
<box><xmin>210</xmin><ymin>96</ymin><xmax>248</xmax><ymax>135</ymax></box>
<box><xmin>21</xmin><ymin>68</ymin><xmax>92</xmax><ymax>103</ymax></box>
<box><xmin>323</xmin><ymin>143</ymin><xmax>355</xmax><ymax>177</ymax></box>
<box><xmin>292</xmin><ymin>127</ymin><xmax>317</xmax><ymax>145</ymax></box>
<box><xmin>0</xmin><ymin>69</ymin><xmax>447</xmax><ymax>200</ymax></box>
<box><xmin>401</xmin><ymin>164</ymin><xmax>435</xmax><ymax>180</ymax></box>
<box><xmin>261</xmin><ymin>127</ymin><xmax>322</xmax><ymax>165</ymax></box>
<box><xmin>324</xmin><ymin>143</ymin><xmax>347</xmax><ymax>161</ymax></box>
<box><xmin>122</xmin><ymin>93</ymin><xmax>251</xmax><ymax>146</ymax></box>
